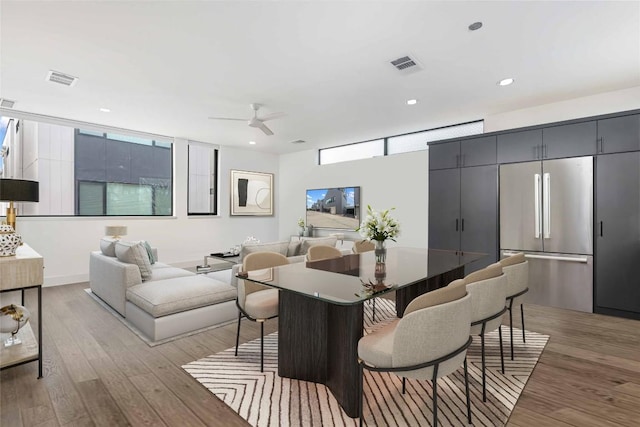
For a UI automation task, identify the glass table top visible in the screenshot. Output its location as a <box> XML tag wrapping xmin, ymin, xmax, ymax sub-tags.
<box><xmin>240</xmin><ymin>247</ymin><xmax>486</xmax><ymax>305</ymax></box>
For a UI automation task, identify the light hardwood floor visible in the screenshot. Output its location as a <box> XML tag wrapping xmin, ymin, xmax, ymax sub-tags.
<box><xmin>1</xmin><ymin>282</ymin><xmax>639</xmax><ymax>426</ymax></box>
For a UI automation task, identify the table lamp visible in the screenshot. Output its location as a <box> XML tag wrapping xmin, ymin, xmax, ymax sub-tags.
<box><xmin>0</xmin><ymin>179</ymin><xmax>39</xmax><ymax>231</ymax></box>
<box><xmin>105</xmin><ymin>225</ymin><xmax>127</xmax><ymax>239</ymax></box>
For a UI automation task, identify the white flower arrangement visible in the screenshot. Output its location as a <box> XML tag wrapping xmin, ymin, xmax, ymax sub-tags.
<box><xmin>356</xmin><ymin>205</ymin><xmax>400</xmax><ymax>242</ymax></box>
<box><xmin>297</xmin><ymin>217</ymin><xmax>305</xmax><ymax>228</ymax></box>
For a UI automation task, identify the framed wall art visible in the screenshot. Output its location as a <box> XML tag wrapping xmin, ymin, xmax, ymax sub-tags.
<box><xmin>230</xmin><ymin>170</ymin><xmax>273</xmax><ymax>216</ymax></box>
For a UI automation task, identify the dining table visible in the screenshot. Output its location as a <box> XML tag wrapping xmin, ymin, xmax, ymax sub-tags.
<box><xmin>241</xmin><ymin>247</ymin><xmax>485</xmax><ymax>418</ymax></box>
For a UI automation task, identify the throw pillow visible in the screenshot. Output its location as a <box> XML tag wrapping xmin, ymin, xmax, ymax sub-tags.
<box><xmin>142</xmin><ymin>240</ymin><xmax>156</xmax><ymax>264</ymax></box>
<box><xmin>115</xmin><ymin>241</ymin><xmax>153</xmax><ymax>281</ymax></box>
<box><xmin>99</xmin><ymin>237</ymin><xmax>118</xmax><ymax>257</ymax></box>
<box><xmin>287</xmin><ymin>240</ymin><xmax>301</xmax><ymax>257</ymax></box>
<box><xmin>297</xmin><ymin>236</ymin><xmax>338</xmax><ymax>256</ymax></box>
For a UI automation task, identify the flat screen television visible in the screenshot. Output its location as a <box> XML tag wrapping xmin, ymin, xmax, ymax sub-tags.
<box><xmin>306</xmin><ymin>186</ymin><xmax>361</xmax><ymax>230</ymax></box>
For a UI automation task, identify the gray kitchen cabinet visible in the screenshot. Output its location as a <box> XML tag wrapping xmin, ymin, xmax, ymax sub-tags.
<box><xmin>460</xmin><ymin>165</ymin><xmax>498</xmax><ymax>271</ymax></box>
<box><xmin>428</xmin><ymin>168</ymin><xmax>460</xmax><ymax>251</ymax></box>
<box><xmin>460</xmin><ymin>136</ymin><xmax>496</xmax><ymax>167</ymax></box>
<box><xmin>429</xmin><ymin>141</ymin><xmax>459</xmax><ymax>170</ymax></box>
<box><xmin>595</xmin><ymin>152</ymin><xmax>640</xmax><ymax>316</ymax></box>
<box><xmin>429</xmin><ymin>166</ymin><xmax>497</xmax><ymax>273</ymax></box>
<box><xmin>497</xmin><ymin>129</ymin><xmax>543</xmax><ymax>164</ymax></box>
<box><xmin>429</xmin><ymin>136</ymin><xmax>496</xmax><ymax>169</ymax></box>
<box><xmin>543</xmin><ymin>121</ymin><xmax>596</xmax><ymax>159</ymax></box>
<box><xmin>597</xmin><ymin>114</ymin><xmax>640</xmax><ymax>154</ymax></box>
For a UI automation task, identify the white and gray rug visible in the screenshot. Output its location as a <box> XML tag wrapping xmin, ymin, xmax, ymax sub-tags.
<box><xmin>183</xmin><ymin>299</ymin><xmax>548</xmax><ymax>426</ymax></box>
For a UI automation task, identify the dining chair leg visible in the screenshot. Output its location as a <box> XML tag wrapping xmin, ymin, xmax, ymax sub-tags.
<box><xmin>521</xmin><ymin>304</ymin><xmax>526</xmax><ymax>343</ymax></box>
<box><xmin>432</xmin><ymin>364</ymin><xmax>439</xmax><ymax>427</ymax></box>
<box><xmin>234</xmin><ymin>310</ymin><xmax>242</xmax><ymax>356</ymax></box>
<box><xmin>260</xmin><ymin>321</ymin><xmax>264</xmax><ymax>372</ymax></box>
<box><xmin>481</xmin><ymin>332</ymin><xmax>486</xmax><ymax>402</ymax></box>
<box><xmin>464</xmin><ymin>357</ymin><xmax>472</xmax><ymax>425</ymax></box>
<box><xmin>372</xmin><ymin>299</ymin><xmax>376</xmax><ymax>322</ymax></box>
<box><xmin>402</xmin><ymin>377</ymin><xmax>406</xmax><ymax>394</ymax></box>
<box><xmin>509</xmin><ymin>307</ymin><xmax>515</xmax><ymax>361</ymax></box>
<box><xmin>359</xmin><ymin>363</ymin><xmax>364</xmax><ymax>427</ymax></box>
<box><xmin>499</xmin><ymin>325</ymin><xmax>505</xmax><ymax>374</ymax></box>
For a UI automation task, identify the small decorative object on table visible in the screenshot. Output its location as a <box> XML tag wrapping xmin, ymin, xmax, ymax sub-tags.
<box><xmin>356</xmin><ymin>205</ymin><xmax>400</xmax><ymax>263</ymax></box>
<box><xmin>303</xmin><ymin>224</ymin><xmax>314</xmax><ymax>237</ymax></box>
<box><xmin>0</xmin><ymin>224</ymin><xmax>22</xmax><ymax>257</ymax></box>
<box><xmin>243</xmin><ymin>236</ymin><xmax>261</xmax><ymax>245</ymax></box>
<box><xmin>0</xmin><ymin>304</ymin><xmax>30</xmax><ymax>347</ymax></box>
<box><xmin>297</xmin><ymin>217</ymin><xmax>305</xmax><ymax>236</ymax></box>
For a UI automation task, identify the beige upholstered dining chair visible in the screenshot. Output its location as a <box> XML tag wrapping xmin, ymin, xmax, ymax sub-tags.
<box><xmin>306</xmin><ymin>245</ymin><xmax>342</xmax><ymax>262</ymax></box>
<box><xmin>465</xmin><ymin>263</ymin><xmax>508</xmax><ymax>402</ymax></box>
<box><xmin>499</xmin><ymin>252</ymin><xmax>529</xmax><ymax>360</ymax></box>
<box><xmin>352</xmin><ymin>240</ymin><xmax>375</xmax><ymax>254</ymax></box>
<box><xmin>357</xmin><ymin>279</ymin><xmax>472</xmax><ymax>427</ymax></box>
<box><xmin>235</xmin><ymin>251</ymin><xmax>289</xmax><ymax>372</ymax></box>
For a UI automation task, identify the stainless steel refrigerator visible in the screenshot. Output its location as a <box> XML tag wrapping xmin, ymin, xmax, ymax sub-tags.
<box><xmin>500</xmin><ymin>156</ymin><xmax>593</xmax><ymax>313</ymax></box>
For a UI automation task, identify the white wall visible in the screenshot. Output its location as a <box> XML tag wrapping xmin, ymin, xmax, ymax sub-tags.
<box><xmin>485</xmin><ymin>86</ymin><xmax>640</xmax><ymax>132</ymax></box>
<box><xmin>15</xmin><ymin>140</ymin><xmax>279</xmax><ymax>286</ymax></box>
<box><xmin>278</xmin><ymin>149</ymin><xmax>429</xmax><ymax>249</ymax></box>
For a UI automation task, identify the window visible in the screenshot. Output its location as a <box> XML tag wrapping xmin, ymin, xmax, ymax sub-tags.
<box><xmin>0</xmin><ymin>116</ymin><xmax>173</xmax><ymax>217</ymax></box>
<box><xmin>319</xmin><ymin>120</ymin><xmax>484</xmax><ymax>164</ymax></box>
<box><xmin>188</xmin><ymin>142</ymin><xmax>218</xmax><ymax>215</ymax></box>
<box><xmin>319</xmin><ymin>139</ymin><xmax>384</xmax><ymax>165</ymax></box>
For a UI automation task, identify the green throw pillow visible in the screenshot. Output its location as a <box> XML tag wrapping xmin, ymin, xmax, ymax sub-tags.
<box><xmin>143</xmin><ymin>240</ymin><xmax>156</xmax><ymax>264</ymax></box>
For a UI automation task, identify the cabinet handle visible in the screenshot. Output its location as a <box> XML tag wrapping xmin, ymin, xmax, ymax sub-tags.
<box><xmin>455</xmin><ymin>219</ymin><xmax>459</xmax><ymax>231</ymax></box>
<box><xmin>600</xmin><ymin>221</ymin><xmax>603</xmax><ymax>237</ymax></box>
<box><xmin>598</xmin><ymin>137</ymin><xmax>604</xmax><ymax>153</ymax></box>
<box><xmin>534</xmin><ymin>145</ymin><xmax>539</xmax><ymax>159</ymax></box>
<box><xmin>461</xmin><ymin>154</ymin><xmax>465</xmax><ymax>167</ymax></box>
<box><xmin>461</xmin><ymin>218</ymin><xmax>465</xmax><ymax>232</ymax></box>
<box><xmin>544</xmin><ymin>144</ymin><xmax>548</xmax><ymax>158</ymax></box>
<box><xmin>455</xmin><ymin>154</ymin><xmax>459</xmax><ymax>168</ymax></box>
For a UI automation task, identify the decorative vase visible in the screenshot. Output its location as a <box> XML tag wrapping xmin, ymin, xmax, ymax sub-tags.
<box><xmin>0</xmin><ymin>224</ymin><xmax>22</xmax><ymax>257</ymax></box>
<box><xmin>303</xmin><ymin>225</ymin><xmax>313</xmax><ymax>237</ymax></box>
<box><xmin>374</xmin><ymin>240</ymin><xmax>387</xmax><ymax>263</ymax></box>
<box><xmin>0</xmin><ymin>304</ymin><xmax>30</xmax><ymax>347</ymax></box>
<box><xmin>298</xmin><ymin>227</ymin><xmax>304</xmax><ymax>236</ymax></box>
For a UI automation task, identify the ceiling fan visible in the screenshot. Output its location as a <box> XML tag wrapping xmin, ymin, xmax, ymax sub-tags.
<box><xmin>208</xmin><ymin>103</ymin><xmax>285</xmax><ymax>136</ymax></box>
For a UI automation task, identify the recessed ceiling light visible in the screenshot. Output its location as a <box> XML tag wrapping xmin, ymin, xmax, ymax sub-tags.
<box><xmin>468</xmin><ymin>22</ymin><xmax>483</xmax><ymax>31</ymax></box>
<box><xmin>249</xmin><ymin>141</ymin><xmax>256</xmax><ymax>145</ymax></box>
<box><xmin>99</xmin><ymin>107</ymin><xmax>111</xmax><ymax>113</ymax></box>
<box><xmin>498</xmin><ymin>78</ymin><xmax>515</xmax><ymax>86</ymax></box>
<box><xmin>406</xmin><ymin>99</ymin><xmax>418</xmax><ymax>105</ymax></box>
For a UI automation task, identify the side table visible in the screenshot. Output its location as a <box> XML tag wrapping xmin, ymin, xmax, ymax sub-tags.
<box><xmin>0</xmin><ymin>243</ymin><xmax>44</xmax><ymax>378</ymax></box>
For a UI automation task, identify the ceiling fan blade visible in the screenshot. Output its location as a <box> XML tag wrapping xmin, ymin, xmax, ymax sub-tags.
<box><xmin>258</xmin><ymin>122</ymin><xmax>274</xmax><ymax>136</ymax></box>
<box><xmin>259</xmin><ymin>112</ymin><xmax>286</xmax><ymax>122</ymax></box>
<box><xmin>208</xmin><ymin>116</ymin><xmax>246</xmax><ymax>121</ymax></box>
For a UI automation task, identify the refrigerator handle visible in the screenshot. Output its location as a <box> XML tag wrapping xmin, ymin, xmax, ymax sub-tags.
<box><xmin>543</xmin><ymin>172</ymin><xmax>551</xmax><ymax>239</ymax></box>
<box><xmin>534</xmin><ymin>174</ymin><xmax>542</xmax><ymax>238</ymax></box>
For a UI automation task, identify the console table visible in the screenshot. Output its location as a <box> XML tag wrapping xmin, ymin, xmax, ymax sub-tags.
<box><xmin>0</xmin><ymin>243</ymin><xmax>43</xmax><ymax>378</ymax></box>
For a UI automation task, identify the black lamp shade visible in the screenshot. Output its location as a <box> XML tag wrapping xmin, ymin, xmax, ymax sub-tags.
<box><xmin>0</xmin><ymin>179</ymin><xmax>39</xmax><ymax>202</ymax></box>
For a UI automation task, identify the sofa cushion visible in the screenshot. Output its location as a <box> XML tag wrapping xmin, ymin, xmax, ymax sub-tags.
<box><xmin>240</xmin><ymin>240</ymin><xmax>289</xmax><ymax>262</ymax></box>
<box><xmin>116</xmin><ymin>241</ymin><xmax>153</xmax><ymax>281</ymax></box>
<box><xmin>100</xmin><ymin>237</ymin><xmax>118</xmax><ymax>257</ymax></box>
<box><xmin>127</xmin><ymin>275</ymin><xmax>237</xmax><ymax>318</ymax></box>
<box><xmin>298</xmin><ymin>236</ymin><xmax>338</xmax><ymax>256</ymax></box>
<box><xmin>150</xmin><ymin>264</ymin><xmax>195</xmax><ymax>281</ymax></box>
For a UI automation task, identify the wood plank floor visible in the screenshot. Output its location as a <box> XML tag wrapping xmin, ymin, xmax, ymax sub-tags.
<box><xmin>1</xmin><ymin>282</ymin><xmax>639</xmax><ymax>426</ymax></box>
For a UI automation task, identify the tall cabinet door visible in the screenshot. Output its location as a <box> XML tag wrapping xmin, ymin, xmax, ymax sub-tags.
<box><xmin>596</xmin><ymin>152</ymin><xmax>640</xmax><ymax>315</ymax></box>
<box><xmin>461</xmin><ymin>165</ymin><xmax>498</xmax><ymax>272</ymax></box>
<box><xmin>428</xmin><ymin>168</ymin><xmax>460</xmax><ymax>251</ymax></box>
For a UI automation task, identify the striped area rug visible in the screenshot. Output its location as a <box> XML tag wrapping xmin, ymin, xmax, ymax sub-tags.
<box><xmin>183</xmin><ymin>299</ymin><xmax>548</xmax><ymax>426</ymax></box>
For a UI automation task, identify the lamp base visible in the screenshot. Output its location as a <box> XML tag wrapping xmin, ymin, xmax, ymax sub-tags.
<box><xmin>6</xmin><ymin>202</ymin><xmax>16</xmax><ymax>231</ymax></box>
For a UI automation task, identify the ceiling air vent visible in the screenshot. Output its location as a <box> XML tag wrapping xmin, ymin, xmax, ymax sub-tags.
<box><xmin>0</xmin><ymin>98</ymin><xmax>16</xmax><ymax>108</ymax></box>
<box><xmin>290</xmin><ymin>139</ymin><xmax>306</xmax><ymax>144</ymax></box>
<box><xmin>46</xmin><ymin>70</ymin><xmax>78</xmax><ymax>87</ymax></box>
<box><xmin>389</xmin><ymin>55</ymin><xmax>423</xmax><ymax>74</ymax></box>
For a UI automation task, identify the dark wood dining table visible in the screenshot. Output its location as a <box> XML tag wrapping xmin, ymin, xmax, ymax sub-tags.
<box><xmin>242</xmin><ymin>247</ymin><xmax>485</xmax><ymax>418</ymax></box>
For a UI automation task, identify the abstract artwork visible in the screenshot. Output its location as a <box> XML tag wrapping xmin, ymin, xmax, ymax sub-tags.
<box><xmin>230</xmin><ymin>170</ymin><xmax>273</xmax><ymax>216</ymax></box>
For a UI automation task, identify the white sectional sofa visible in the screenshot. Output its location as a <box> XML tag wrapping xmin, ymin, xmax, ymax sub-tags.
<box><xmin>89</xmin><ymin>239</ymin><xmax>237</xmax><ymax>342</ymax></box>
